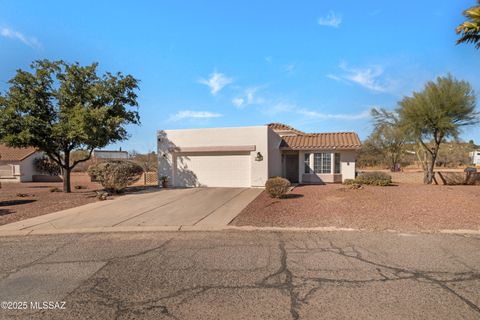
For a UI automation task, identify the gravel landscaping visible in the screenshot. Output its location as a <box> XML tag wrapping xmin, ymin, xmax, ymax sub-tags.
<box><xmin>0</xmin><ymin>182</ymin><xmax>100</xmax><ymax>226</ymax></box>
<box><xmin>231</xmin><ymin>184</ymin><xmax>480</xmax><ymax>232</ymax></box>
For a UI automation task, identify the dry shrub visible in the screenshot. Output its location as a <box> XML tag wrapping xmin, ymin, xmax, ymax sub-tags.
<box><xmin>265</xmin><ymin>177</ymin><xmax>291</xmax><ymax>198</ymax></box>
<box><xmin>88</xmin><ymin>161</ymin><xmax>143</xmax><ymax>193</ymax></box>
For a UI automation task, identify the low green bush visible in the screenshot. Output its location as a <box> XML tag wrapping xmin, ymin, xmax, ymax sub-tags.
<box><xmin>355</xmin><ymin>171</ymin><xmax>392</xmax><ymax>186</ymax></box>
<box><xmin>265</xmin><ymin>177</ymin><xmax>291</xmax><ymax>198</ymax></box>
<box><xmin>88</xmin><ymin>161</ymin><xmax>143</xmax><ymax>193</ymax></box>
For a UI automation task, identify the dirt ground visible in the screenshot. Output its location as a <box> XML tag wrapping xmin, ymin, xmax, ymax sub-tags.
<box><xmin>232</xmin><ymin>184</ymin><xmax>480</xmax><ymax>232</ymax></box>
<box><xmin>0</xmin><ymin>181</ymin><xmax>101</xmax><ymax>226</ymax></box>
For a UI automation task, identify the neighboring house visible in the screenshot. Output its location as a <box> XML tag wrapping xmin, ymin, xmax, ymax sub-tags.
<box><xmin>93</xmin><ymin>150</ymin><xmax>129</xmax><ymax>161</ymax></box>
<box><xmin>470</xmin><ymin>150</ymin><xmax>480</xmax><ymax>166</ymax></box>
<box><xmin>0</xmin><ymin>145</ymin><xmax>44</xmax><ymax>182</ymax></box>
<box><xmin>157</xmin><ymin>123</ymin><xmax>361</xmax><ymax>188</ymax></box>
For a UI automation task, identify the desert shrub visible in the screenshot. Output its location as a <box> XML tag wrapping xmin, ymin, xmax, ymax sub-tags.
<box><xmin>87</xmin><ymin>160</ymin><xmax>143</xmax><ymax>193</ymax></box>
<box><xmin>265</xmin><ymin>177</ymin><xmax>291</xmax><ymax>198</ymax></box>
<box><xmin>348</xmin><ymin>183</ymin><xmax>364</xmax><ymax>190</ymax></box>
<box><xmin>343</xmin><ymin>179</ymin><xmax>355</xmax><ymax>185</ymax></box>
<box><xmin>34</xmin><ymin>156</ymin><xmax>61</xmax><ymax>176</ymax></box>
<box><xmin>96</xmin><ymin>191</ymin><xmax>110</xmax><ymax>201</ymax></box>
<box><xmin>355</xmin><ymin>171</ymin><xmax>392</xmax><ymax>186</ymax></box>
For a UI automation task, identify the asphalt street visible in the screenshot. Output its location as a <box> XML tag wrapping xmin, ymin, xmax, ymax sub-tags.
<box><xmin>0</xmin><ymin>230</ymin><xmax>479</xmax><ymax>319</ymax></box>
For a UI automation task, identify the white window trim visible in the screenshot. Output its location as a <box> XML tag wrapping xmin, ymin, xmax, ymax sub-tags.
<box><xmin>307</xmin><ymin>152</ymin><xmax>341</xmax><ymax>175</ymax></box>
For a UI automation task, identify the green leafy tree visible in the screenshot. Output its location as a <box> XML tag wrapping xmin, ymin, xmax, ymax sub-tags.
<box><xmin>456</xmin><ymin>0</ymin><xmax>480</xmax><ymax>49</ymax></box>
<box><xmin>369</xmin><ymin>108</ymin><xmax>407</xmax><ymax>171</ymax></box>
<box><xmin>397</xmin><ymin>75</ymin><xmax>478</xmax><ymax>184</ymax></box>
<box><xmin>0</xmin><ymin>60</ymin><xmax>140</xmax><ymax>192</ymax></box>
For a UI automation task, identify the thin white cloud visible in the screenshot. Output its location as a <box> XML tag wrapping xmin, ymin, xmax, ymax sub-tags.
<box><xmin>169</xmin><ymin>110</ymin><xmax>222</xmax><ymax>122</ymax></box>
<box><xmin>232</xmin><ymin>97</ymin><xmax>245</xmax><ymax>107</ymax></box>
<box><xmin>328</xmin><ymin>62</ymin><xmax>388</xmax><ymax>92</ymax></box>
<box><xmin>298</xmin><ymin>108</ymin><xmax>371</xmax><ymax>120</ymax></box>
<box><xmin>326</xmin><ymin>74</ymin><xmax>343</xmax><ymax>82</ymax></box>
<box><xmin>232</xmin><ymin>86</ymin><xmax>265</xmax><ymax>108</ymax></box>
<box><xmin>0</xmin><ymin>27</ymin><xmax>41</xmax><ymax>48</ymax></box>
<box><xmin>269</xmin><ymin>102</ymin><xmax>296</xmax><ymax>114</ymax></box>
<box><xmin>260</xmin><ymin>99</ymin><xmax>372</xmax><ymax>121</ymax></box>
<box><xmin>317</xmin><ymin>11</ymin><xmax>342</xmax><ymax>28</ymax></box>
<box><xmin>198</xmin><ymin>72</ymin><xmax>232</xmax><ymax>95</ymax></box>
<box><xmin>265</xmin><ymin>56</ymin><xmax>272</xmax><ymax>64</ymax></box>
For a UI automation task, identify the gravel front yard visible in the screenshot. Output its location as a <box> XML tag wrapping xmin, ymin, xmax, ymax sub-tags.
<box><xmin>0</xmin><ymin>182</ymin><xmax>100</xmax><ymax>226</ymax></box>
<box><xmin>231</xmin><ymin>184</ymin><xmax>480</xmax><ymax>232</ymax></box>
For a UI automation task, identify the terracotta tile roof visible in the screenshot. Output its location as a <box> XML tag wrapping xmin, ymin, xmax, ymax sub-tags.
<box><xmin>0</xmin><ymin>144</ymin><xmax>37</xmax><ymax>161</ymax></box>
<box><xmin>267</xmin><ymin>123</ymin><xmax>304</xmax><ymax>134</ymax></box>
<box><xmin>280</xmin><ymin>132</ymin><xmax>361</xmax><ymax>150</ymax></box>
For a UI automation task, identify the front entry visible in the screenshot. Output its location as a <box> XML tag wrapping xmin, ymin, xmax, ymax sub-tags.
<box><xmin>285</xmin><ymin>154</ymin><xmax>299</xmax><ymax>183</ymax></box>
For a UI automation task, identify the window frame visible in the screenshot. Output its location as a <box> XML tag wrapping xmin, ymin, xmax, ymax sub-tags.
<box><xmin>313</xmin><ymin>152</ymin><xmax>332</xmax><ymax>174</ymax></box>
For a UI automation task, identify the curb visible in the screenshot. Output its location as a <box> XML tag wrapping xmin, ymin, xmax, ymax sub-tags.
<box><xmin>0</xmin><ymin>225</ymin><xmax>479</xmax><ymax>237</ymax></box>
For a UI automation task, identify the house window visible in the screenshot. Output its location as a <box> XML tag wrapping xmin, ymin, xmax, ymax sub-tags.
<box><xmin>314</xmin><ymin>153</ymin><xmax>331</xmax><ymax>174</ymax></box>
<box><xmin>304</xmin><ymin>153</ymin><xmax>311</xmax><ymax>173</ymax></box>
<box><xmin>334</xmin><ymin>153</ymin><xmax>341</xmax><ymax>174</ymax></box>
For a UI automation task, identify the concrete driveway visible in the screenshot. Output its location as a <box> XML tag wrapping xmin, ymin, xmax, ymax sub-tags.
<box><xmin>0</xmin><ymin>188</ymin><xmax>262</xmax><ymax>234</ymax></box>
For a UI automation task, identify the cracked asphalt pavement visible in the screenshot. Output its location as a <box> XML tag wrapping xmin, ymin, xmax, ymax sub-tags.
<box><xmin>0</xmin><ymin>230</ymin><xmax>479</xmax><ymax>319</ymax></box>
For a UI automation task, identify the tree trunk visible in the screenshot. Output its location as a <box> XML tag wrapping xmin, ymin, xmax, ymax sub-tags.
<box><xmin>424</xmin><ymin>150</ymin><xmax>438</xmax><ymax>185</ymax></box>
<box><xmin>424</xmin><ymin>163</ymin><xmax>434</xmax><ymax>184</ymax></box>
<box><xmin>63</xmin><ymin>167</ymin><xmax>72</xmax><ymax>193</ymax></box>
<box><xmin>63</xmin><ymin>151</ymin><xmax>71</xmax><ymax>193</ymax></box>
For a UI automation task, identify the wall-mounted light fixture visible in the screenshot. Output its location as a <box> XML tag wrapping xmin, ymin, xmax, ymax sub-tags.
<box><xmin>255</xmin><ymin>152</ymin><xmax>263</xmax><ymax>161</ymax></box>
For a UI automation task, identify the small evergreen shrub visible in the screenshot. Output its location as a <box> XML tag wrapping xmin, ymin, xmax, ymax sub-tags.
<box><xmin>88</xmin><ymin>161</ymin><xmax>143</xmax><ymax>193</ymax></box>
<box><xmin>265</xmin><ymin>177</ymin><xmax>291</xmax><ymax>198</ymax></box>
<box><xmin>355</xmin><ymin>171</ymin><xmax>392</xmax><ymax>186</ymax></box>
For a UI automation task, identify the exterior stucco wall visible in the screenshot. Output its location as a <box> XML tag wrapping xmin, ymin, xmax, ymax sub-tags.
<box><xmin>19</xmin><ymin>152</ymin><xmax>44</xmax><ymax>182</ymax></box>
<box><xmin>158</xmin><ymin>126</ymin><xmax>270</xmax><ymax>187</ymax></box>
<box><xmin>298</xmin><ymin>149</ymin><xmax>357</xmax><ymax>183</ymax></box>
<box><xmin>267</xmin><ymin>128</ymin><xmax>283</xmax><ymax>178</ymax></box>
<box><xmin>339</xmin><ymin>150</ymin><xmax>356</xmax><ymax>181</ymax></box>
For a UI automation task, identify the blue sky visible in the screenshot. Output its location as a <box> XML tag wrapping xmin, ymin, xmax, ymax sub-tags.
<box><xmin>1</xmin><ymin>0</ymin><xmax>479</xmax><ymax>152</ymax></box>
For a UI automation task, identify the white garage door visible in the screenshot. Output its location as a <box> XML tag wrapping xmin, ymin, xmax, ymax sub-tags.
<box><xmin>174</xmin><ymin>152</ymin><xmax>251</xmax><ymax>187</ymax></box>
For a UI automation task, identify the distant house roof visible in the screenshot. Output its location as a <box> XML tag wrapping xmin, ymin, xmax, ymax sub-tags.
<box><xmin>0</xmin><ymin>144</ymin><xmax>37</xmax><ymax>161</ymax></box>
<box><xmin>267</xmin><ymin>123</ymin><xmax>304</xmax><ymax>134</ymax></box>
<box><xmin>280</xmin><ymin>132</ymin><xmax>362</xmax><ymax>150</ymax></box>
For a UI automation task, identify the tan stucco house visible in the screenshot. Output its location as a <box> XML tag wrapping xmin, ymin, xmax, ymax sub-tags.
<box><xmin>0</xmin><ymin>145</ymin><xmax>44</xmax><ymax>182</ymax></box>
<box><xmin>157</xmin><ymin>123</ymin><xmax>361</xmax><ymax>188</ymax></box>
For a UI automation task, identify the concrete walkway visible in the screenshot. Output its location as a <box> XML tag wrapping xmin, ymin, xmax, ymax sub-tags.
<box><xmin>0</xmin><ymin>187</ymin><xmax>262</xmax><ymax>235</ymax></box>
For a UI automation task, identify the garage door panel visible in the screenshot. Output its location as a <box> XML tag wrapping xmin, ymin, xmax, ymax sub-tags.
<box><xmin>175</xmin><ymin>153</ymin><xmax>250</xmax><ymax>187</ymax></box>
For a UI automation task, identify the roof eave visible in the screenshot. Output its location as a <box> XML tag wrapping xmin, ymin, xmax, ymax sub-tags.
<box><xmin>279</xmin><ymin>146</ymin><xmax>361</xmax><ymax>151</ymax></box>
